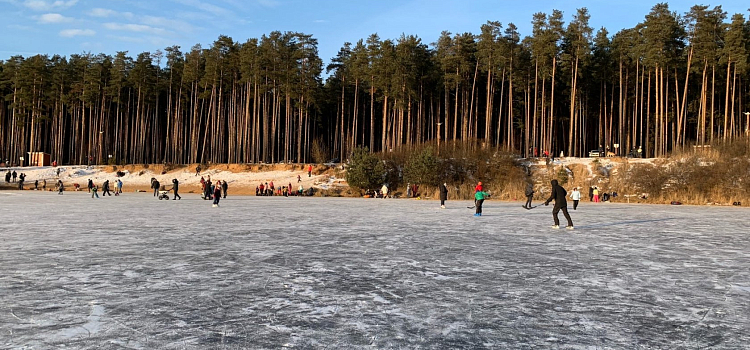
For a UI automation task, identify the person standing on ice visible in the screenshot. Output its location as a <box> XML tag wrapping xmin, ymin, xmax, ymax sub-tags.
<box><xmin>91</xmin><ymin>183</ymin><xmax>99</xmax><ymax>198</ymax></box>
<box><xmin>381</xmin><ymin>184</ymin><xmax>388</xmax><ymax>199</ymax></box>
<box><xmin>172</xmin><ymin>178</ymin><xmax>181</xmax><ymax>200</ymax></box>
<box><xmin>439</xmin><ymin>183</ymin><xmax>448</xmax><ymax>208</ymax></box>
<box><xmin>473</xmin><ymin>181</ymin><xmax>483</xmax><ymax>207</ymax></box>
<box><xmin>221</xmin><ymin>180</ymin><xmax>228</xmax><ymax>198</ymax></box>
<box><xmin>152</xmin><ymin>178</ymin><xmax>160</xmax><ymax>197</ymax></box>
<box><xmin>212</xmin><ymin>180</ymin><xmax>222</xmax><ymax>207</ymax></box>
<box><xmin>57</xmin><ymin>180</ymin><xmax>64</xmax><ymax>194</ymax></box>
<box><xmin>116</xmin><ymin>179</ymin><xmax>123</xmax><ymax>195</ymax></box>
<box><xmin>12</xmin><ymin>170</ymin><xmax>17</xmax><ymax>182</ymax></box>
<box><xmin>101</xmin><ymin>180</ymin><xmax>112</xmax><ymax>196</ymax></box>
<box><xmin>524</xmin><ymin>182</ymin><xmax>535</xmax><ymax>209</ymax></box>
<box><xmin>474</xmin><ymin>189</ymin><xmax>488</xmax><ymax>216</ymax></box>
<box><xmin>544</xmin><ymin>179</ymin><xmax>574</xmax><ymax>229</ymax></box>
<box><xmin>570</xmin><ymin>187</ymin><xmax>581</xmax><ymax>210</ymax></box>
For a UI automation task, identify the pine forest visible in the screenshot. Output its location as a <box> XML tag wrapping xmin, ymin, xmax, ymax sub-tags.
<box><xmin>1</xmin><ymin>3</ymin><xmax>749</xmax><ymax>165</ymax></box>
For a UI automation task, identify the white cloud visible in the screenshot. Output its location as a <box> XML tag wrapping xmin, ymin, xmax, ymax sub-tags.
<box><xmin>171</xmin><ymin>0</ymin><xmax>228</xmax><ymax>17</ymax></box>
<box><xmin>88</xmin><ymin>8</ymin><xmax>115</xmax><ymax>17</ymax></box>
<box><xmin>37</xmin><ymin>13</ymin><xmax>73</xmax><ymax>23</ymax></box>
<box><xmin>8</xmin><ymin>24</ymin><xmax>34</xmax><ymax>31</ymax></box>
<box><xmin>24</xmin><ymin>0</ymin><xmax>78</xmax><ymax>11</ymax></box>
<box><xmin>59</xmin><ymin>28</ymin><xmax>94</xmax><ymax>37</ymax></box>
<box><xmin>141</xmin><ymin>15</ymin><xmax>194</xmax><ymax>33</ymax></box>
<box><xmin>103</xmin><ymin>22</ymin><xmax>171</xmax><ymax>36</ymax></box>
<box><xmin>87</xmin><ymin>8</ymin><xmax>133</xmax><ymax>19</ymax></box>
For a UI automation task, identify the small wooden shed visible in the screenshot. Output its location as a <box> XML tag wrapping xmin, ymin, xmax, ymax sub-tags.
<box><xmin>27</xmin><ymin>152</ymin><xmax>52</xmax><ymax>167</ymax></box>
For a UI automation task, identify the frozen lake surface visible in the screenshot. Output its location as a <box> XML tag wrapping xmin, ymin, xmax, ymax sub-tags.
<box><xmin>1</xmin><ymin>191</ymin><xmax>749</xmax><ymax>349</ymax></box>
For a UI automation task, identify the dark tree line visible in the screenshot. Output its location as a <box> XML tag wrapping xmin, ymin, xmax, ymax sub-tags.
<box><xmin>1</xmin><ymin>3</ymin><xmax>749</xmax><ymax>165</ymax></box>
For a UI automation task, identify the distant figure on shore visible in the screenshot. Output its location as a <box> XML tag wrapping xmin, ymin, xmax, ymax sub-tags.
<box><xmin>381</xmin><ymin>184</ymin><xmax>388</xmax><ymax>199</ymax></box>
<box><xmin>308</xmin><ymin>164</ymin><xmax>312</xmax><ymax>177</ymax></box>
<box><xmin>195</xmin><ymin>165</ymin><xmax>201</xmax><ymax>176</ymax></box>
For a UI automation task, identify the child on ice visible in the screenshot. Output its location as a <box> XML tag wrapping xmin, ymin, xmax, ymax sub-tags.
<box><xmin>474</xmin><ymin>189</ymin><xmax>488</xmax><ymax>216</ymax></box>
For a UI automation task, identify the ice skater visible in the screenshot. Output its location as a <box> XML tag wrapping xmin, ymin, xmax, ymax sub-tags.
<box><xmin>102</xmin><ymin>180</ymin><xmax>112</xmax><ymax>196</ymax></box>
<box><xmin>221</xmin><ymin>180</ymin><xmax>228</xmax><ymax>198</ymax></box>
<box><xmin>172</xmin><ymin>178</ymin><xmax>181</xmax><ymax>200</ymax></box>
<box><xmin>474</xmin><ymin>181</ymin><xmax>483</xmax><ymax>208</ymax></box>
<box><xmin>212</xmin><ymin>180</ymin><xmax>222</xmax><ymax>207</ymax></box>
<box><xmin>439</xmin><ymin>183</ymin><xmax>448</xmax><ymax>208</ymax></box>
<box><xmin>570</xmin><ymin>187</ymin><xmax>581</xmax><ymax>210</ymax></box>
<box><xmin>381</xmin><ymin>184</ymin><xmax>388</xmax><ymax>199</ymax></box>
<box><xmin>474</xmin><ymin>188</ymin><xmax>488</xmax><ymax>216</ymax></box>
<box><xmin>151</xmin><ymin>178</ymin><xmax>160</xmax><ymax>197</ymax></box>
<box><xmin>91</xmin><ymin>183</ymin><xmax>99</xmax><ymax>198</ymax></box>
<box><xmin>524</xmin><ymin>182</ymin><xmax>535</xmax><ymax>209</ymax></box>
<box><xmin>544</xmin><ymin>179</ymin><xmax>573</xmax><ymax>229</ymax></box>
<box><xmin>57</xmin><ymin>180</ymin><xmax>64</xmax><ymax>194</ymax></box>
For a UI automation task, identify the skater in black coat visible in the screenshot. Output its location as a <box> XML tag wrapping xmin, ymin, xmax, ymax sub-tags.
<box><xmin>102</xmin><ymin>180</ymin><xmax>112</xmax><ymax>196</ymax></box>
<box><xmin>221</xmin><ymin>180</ymin><xmax>228</xmax><ymax>198</ymax></box>
<box><xmin>152</xmin><ymin>179</ymin><xmax>160</xmax><ymax>197</ymax></box>
<box><xmin>524</xmin><ymin>183</ymin><xmax>535</xmax><ymax>209</ymax></box>
<box><xmin>172</xmin><ymin>179</ymin><xmax>181</xmax><ymax>200</ymax></box>
<box><xmin>544</xmin><ymin>179</ymin><xmax>574</xmax><ymax>229</ymax></box>
<box><xmin>439</xmin><ymin>183</ymin><xmax>448</xmax><ymax>208</ymax></box>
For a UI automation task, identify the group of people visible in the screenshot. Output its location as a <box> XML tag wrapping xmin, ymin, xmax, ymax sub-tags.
<box><xmin>5</xmin><ymin>169</ymin><xmax>28</xmax><ymax>190</ymax></box>
<box><xmin>198</xmin><ymin>176</ymin><xmax>227</xmax><ymax>206</ymax></box>
<box><xmin>589</xmin><ymin>186</ymin><xmax>616</xmax><ymax>203</ymax></box>
<box><xmin>256</xmin><ymin>181</ymin><xmax>311</xmax><ymax>197</ymax></box>
<box><xmin>86</xmin><ymin>178</ymin><xmax>123</xmax><ymax>198</ymax></box>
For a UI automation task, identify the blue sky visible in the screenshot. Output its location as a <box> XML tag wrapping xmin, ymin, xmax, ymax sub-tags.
<box><xmin>1</xmin><ymin>0</ymin><xmax>749</xmax><ymax>69</ymax></box>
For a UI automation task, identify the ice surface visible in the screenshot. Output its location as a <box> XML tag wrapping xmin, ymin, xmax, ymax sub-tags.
<box><xmin>1</xmin><ymin>191</ymin><xmax>749</xmax><ymax>349</ymax></box>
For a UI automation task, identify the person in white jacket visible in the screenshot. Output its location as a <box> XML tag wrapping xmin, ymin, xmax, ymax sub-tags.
<box><xmin>570</xmin><ymin>187</ymin><xmax>581</xmax><ymax>210</ymax></box>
